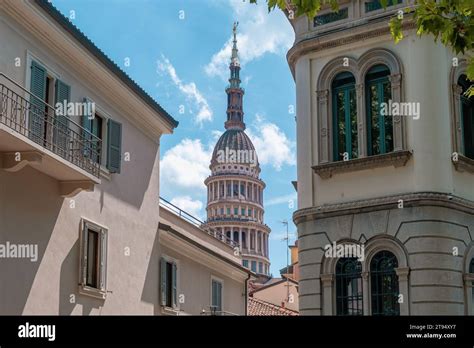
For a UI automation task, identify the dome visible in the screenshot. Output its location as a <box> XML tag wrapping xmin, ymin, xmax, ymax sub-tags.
<box><xmin>211</xmin><ymin>129</ymin><xmax>258</xmax><ymax>167</ymax></box>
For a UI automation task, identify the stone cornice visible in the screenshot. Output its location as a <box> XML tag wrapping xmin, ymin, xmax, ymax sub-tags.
<box><xmin>293</xmin><ymin>192</ymin><xmax>474</xmax><ymax>225</ymax></box>
<box><xmin>287</xmin><ymin>20</ymin><xmax>417</xmax><ymax>78</ymax></box>
<box><xmin>313</xmin><ymin>150</ymin><xmax>412</xmax><ymax>179</ymax></box>
<box><xmin>207</xmin><ymin>199</ymin><xmax>264</xmax><ymax>211</ymax></box>
<box><xmin>204</xmin><ymin>220</ymin><xmax>271</xmax><ymax>233</ymax></box>
<box><xmin>205</xmin><ymin>173</ymin><xmax>265</xmax><ymax>187</ymax></box>
<box><xmin>453</xmin><ymin>154</ymin><xmax>474</xmax><ymax>174</ymax></box>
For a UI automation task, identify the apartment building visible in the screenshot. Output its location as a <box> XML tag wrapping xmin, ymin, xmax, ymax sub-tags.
<box><xmin>287</xmin><ymin>0</ymin><xmax>474</xmax><ymax>315</ymax></box>
<box><xmin>0</xmin><ymin>0</ymin><xmax>250</xmax><ymax>315</ymax></box>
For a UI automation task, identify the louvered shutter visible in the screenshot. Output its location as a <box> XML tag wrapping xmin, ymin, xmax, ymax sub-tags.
<box><xmin>107</xmin><ymin>119</ymin><xmax>122</xmax><ymax>173</ymax></box>
<box><xmin>172</xmin><ymin>263</ymin><xmax>177</xmax><ymax>308</ymax></box>
<box><xmin>54</xmin><ymin>79</ymin><xmax>71</xmax><ymax>159</ymax></box>
<box><xmin>160</xmin><ymin>258</ymin><xmax>167</xmax><ymax>306</ymax></box>
<box><xmin>29</xmin><ymin>61</ymin><xmax>47</xmax><ymax>143</ymax></box>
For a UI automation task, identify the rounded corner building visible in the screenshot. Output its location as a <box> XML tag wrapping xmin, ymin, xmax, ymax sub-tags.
<box><xmin>203</xmin><ymin>23</ymin><xmax>271</xmax><ymax>280</ymax></box>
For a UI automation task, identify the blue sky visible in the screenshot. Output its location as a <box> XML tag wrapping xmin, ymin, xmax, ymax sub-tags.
<box><xmin>53</xmin><ymin>0</ymin><xmax>297</xmax><ymax>277</ymax></box>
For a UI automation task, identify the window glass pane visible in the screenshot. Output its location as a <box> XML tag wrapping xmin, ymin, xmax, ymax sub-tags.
<box><xmin>370</xmin><ymin>251</ymin><xmax>400</xmax><ymax>316</ymax></box>
<box><xmin>383</xmin><ymin>81</ymin><xmax>394</xmax><ymax>153</ymax></box>
<box><xmin>166</xmin><ymin>261</ymin><xmax>173</xmax><ymax>307</ymax></box>
<box><xmin>336</xmin><ymin>258</ymin><xmax>363</xmax><ymax>315</ymax></box>
<box><xmin>459</xmin><ymin>75</ymin><xmax>474</xmax><ymax>159</ymax></box>
<box><xmin>332</xmin><ymin>72</ymin><xmax>356</xmax><ymax>161</ymax></box>
<box><xmin>86</xmin><ymin>229</ymin><xmax>99</xmax><ymax>288</ymax></box>
<box><xmin>251</xmin><ymin>261</ymin><xmax>257</xmax><ymax>272</ymax></box>
<box><xmin>258</xmin><ymin>262</ymin><xmax>263</xmax><ymax>274</ymax></box>
<box><xmin>369</xmin><ymin>84</ymin><xmax>380</xmax><ymax>155</ymax></box>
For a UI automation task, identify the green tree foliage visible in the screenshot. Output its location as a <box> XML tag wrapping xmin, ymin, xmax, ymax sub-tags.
<box><xmin>251</xmin><ymin>0</ymin><xmax>473</xmax><ymax>96</ymax></box>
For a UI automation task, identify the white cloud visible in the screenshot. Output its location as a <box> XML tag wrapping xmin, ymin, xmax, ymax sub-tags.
<box><xmin>160</xmin><ymin>138</ymin><xmax>212</xmax><ymax>190</ymax></box>
<box><xmin>265</xmin><ymin>193</ymin><xmax>297</xmax><ymax>207</ymax></box>
<box><xmin>247</xmin><ymin>115</ymin><xmax>296</xmax><ymax>170</ymax></box>
<box><xmin>157</xmin><ymin>55</ymin><xmax>213</xmax><ymax>125</ymax></box>
<box><xmin>170</xmin><ymin>196</ymin><xmax>204</xmax><ymax>220</ymax></box>
<box><xmin>204</xmin><ymin>0</ymin><xmax>294</xmax><ymax>79</ymax></box>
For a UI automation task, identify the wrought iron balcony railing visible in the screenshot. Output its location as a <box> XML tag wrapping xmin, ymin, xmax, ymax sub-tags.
<box><xmin>0</xmin><ymin>73</ymin><xmax>102</xmax><ymax>178</ymax></box>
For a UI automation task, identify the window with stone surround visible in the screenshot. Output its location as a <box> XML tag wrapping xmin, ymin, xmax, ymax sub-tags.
<box><xmin>336</xmin><ymin>257</ymin><xmax>363</xmax><ymax>316</ymax></box>
<box><xmin>314</xmin><ymin>49</ymin><xmax>408</xmax><ymax>179</ymax></box>
<box><xmin>450</xmin><ymin>60</ymin><xmax>474</xmax><ymax>173</ymax></box>
<box><xmin>370</xmin><ymin>251</ymin><xmax>400</xmax><ymax>316</ymax></box>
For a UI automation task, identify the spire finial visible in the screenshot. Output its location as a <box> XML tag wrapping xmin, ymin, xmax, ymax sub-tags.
<box><xmin>231</xmin><ymin>22</ymin><xmax>239</xmax><ymax>64</ymax></box>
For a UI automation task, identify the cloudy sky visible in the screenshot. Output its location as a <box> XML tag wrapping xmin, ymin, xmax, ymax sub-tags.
<box><xmin>53</xmin><ymin>0</ymin><xmax>297</xmax><ymax>276</ymax></box>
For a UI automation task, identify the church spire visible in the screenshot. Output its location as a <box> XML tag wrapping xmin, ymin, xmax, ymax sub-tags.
<box><xmin>225</xmin><ymin>22</ymin><xmax>245</xmax><ymax>130</ymax></box>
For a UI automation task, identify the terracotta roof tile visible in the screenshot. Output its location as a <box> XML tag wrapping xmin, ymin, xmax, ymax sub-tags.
<box><xmin>248</xmin><ymin>297</ymin><xmax>299</xmax><ymax>316</ymax></box>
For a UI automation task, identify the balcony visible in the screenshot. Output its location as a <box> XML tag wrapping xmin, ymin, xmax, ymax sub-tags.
<box><xmin>0</xmin><ymin>73</ymin><xmax>101</xmax><ymax>196</ymax></box>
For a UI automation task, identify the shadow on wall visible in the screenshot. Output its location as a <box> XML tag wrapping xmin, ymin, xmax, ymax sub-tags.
<box><xmin>59</xmin><ymin>239</ymin><xmax>103</xmax><ymax>315</ymax></box>
<box><xmin>101</xmin><ymin>127</ymin><xmax>159</xmax><ymax>210</ymax></box>
<box><xmin>140</xmin><ymin>228</ymin><xmax>160</xmax><ymax>315</ymax></box>
<box><xmin>0</xmin><ymin>167</ymin><xmax>61</xmax><ymax>314</ymax></box>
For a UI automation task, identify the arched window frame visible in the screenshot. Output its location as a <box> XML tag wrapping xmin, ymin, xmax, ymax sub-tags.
<box><xmin>369</xmin><ymin>250</ymin><xmax>400</xmax><ymax>316</ymax></box>
<box><xmin>315</xmin><ymin>49</ymin><xmax>406</xmax><ymax>172</ymax></box>
<box><xmin>320</xmin><ymin>236</ymin><xmax>409</xmax><ymax>315</ymax></box>
<box><xmin>450</xmin><ymin>60</ymin><xmax>474</xmax><ymax>172</ymax></box>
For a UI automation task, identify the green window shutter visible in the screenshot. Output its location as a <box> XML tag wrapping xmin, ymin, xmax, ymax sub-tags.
<box><xmin>54</xmin><ymin>79</ymin><xmax>71</xmax><ymax>158</ymax></box>
<box><xmin>172</xmin><ymin>263</ymin><xmax>177</xmax><ymax>308</ymax></box>
<box><xmin>107</xmin><ymin>119</ymin><xmax>122</xmax><ymax>173</ymax></box>
<box><xmin>29</xmin><ymin>61</ymin><xmax>47</xmax><ymax>142</ymax></box>
<box><xmin>160</xmin><ymin>258</ymin><xmax>167</xmax><ymax>306</ymax></box>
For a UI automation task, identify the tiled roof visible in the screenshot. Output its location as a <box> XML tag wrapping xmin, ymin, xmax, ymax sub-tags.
<box><xmin>248</xmin><ymin>297</ymin><xmax>299</xmax><ymax>316</ymax></box>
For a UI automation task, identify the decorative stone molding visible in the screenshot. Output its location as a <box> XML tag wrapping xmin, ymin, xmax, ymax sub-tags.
<box><xmin>293</xmin><ymin>191</ymin><xmax>474</xmax><ymax>224</ymax></box>
<box><xmin>395</xmin><ymin>267</ymin><xmax>410</xmax><ymax>280</ymax></box>
<box><xmin>453</xmin><ymin>154</ymin><xmax>474</xmax><ymax>174</ymax></box>
<box><xmin>315</xmin><ymin>49</ymin><xmax>406</xmax><ymax>164</ymax></box>
<box><xmin>320</xmin><ymin>273</ymin><xmax>334</xmax><ymax>285</ymax></box>
<box><xmin>312</xmin><ymin>150</ymin><xmax>412</xmax><ymax>179</ymax></box>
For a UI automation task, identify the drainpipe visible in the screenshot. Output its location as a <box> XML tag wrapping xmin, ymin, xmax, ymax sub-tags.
<box><xmin>244</xmin><ymin>272</ymin><xmax>252</xmax><ymax>316</ymax></box>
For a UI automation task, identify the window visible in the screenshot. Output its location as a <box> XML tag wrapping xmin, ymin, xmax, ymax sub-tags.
<box><xmin>370</xmin><ymin>251</ymin><xmax>400</xmax><ymax>316</ymax></box>
<box><xmin>459</xmin><ymin>75</ymin><xmax>474</xmax><ymax>159</ymax></box>
<box><xmin>251</xmin><ymin>260</ymin><xmax>257</xmax><ymax>272</ymax></box>
<box><xmin>234</xmin><ymin>207</ymin><xmax>238</xmax><ymax>215</ymax></box>
<box><xmin>258</xmin><ymin>262</ymin><xmax>263</xmax><ymax>274</ymax></box>
<box><xmin>220</xmin><ymin>207</ymin><xmax>224</xmax><ymax>215</ymax></box>
<box><xmin>250</xmin><ymin>231</ymin><xmax>255</xmax><ymax>250</ymax></box>
<box><xmin>211</xmin><ymin>278</ymin><xmax>223</xmax><ymax>312</ymax></box>
<box><xmin>336</xmin><ymin>258</ymin><xmax>363</xmax><ymax>315</ymax></box>
<box><xmin>160</xmin><ymin>257</ymin><xmax>177</xmax><ymax>308</ymax></box>
<box><xmin>332</xmin><ymin>72</ymin><xmax>358</xmax><ymax>161</ymax></box>
<box><xmin>243</xmin><ymin>259</ymin><xmax>249</xmax><ymax>268</ymax></box>
<box><xmin>366</xmin><ymin>65</ymin><xmax>393</xmax><ymax>156</ymax></box>
<box><xmin>226</xmin><ymin>207</ymin><xmax>230</xmax><ymax>215</ymax></box>
<box><xmin>79</xmin><ymin>219</ymin><xmax>107</xmax><ymax>298</ymax></box>
<box><xmin>314</xmin><ymin>8</ymin><xmax>348</xmax><ymax>26</ymax></box>
<box><xmin>248</xmin><ymin>208</ymin><xmax>252</xmax><ymax>217</ymax></box>
<box><xmin>365</xmin><ymin>0</ymin><xmax>402</xmax><ymax>13</ymax></box>
<box><xmin>242</xmin><ymin>232</ymin><xmax>247</xmax><ymax>249</ymax></box>
<box><xmin>83</xmin><ymin>111</ymin><xmax>103</xmax><ymax>164</ymax></box>
<box><xmin>233</xmin><ymin>231</ymin><xmax>239</xmax><ymax>243</ymax></box>
<box><xmin>241</xmin><ymin>208</ymin><xmax>245</xmax><ymax>216</ymax></box>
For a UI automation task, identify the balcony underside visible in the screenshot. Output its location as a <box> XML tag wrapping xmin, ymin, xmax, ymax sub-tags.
<box><xmin>0</xmin><ymin>124</ymin><xmax>98</xmax><ymax>197</ymax></box>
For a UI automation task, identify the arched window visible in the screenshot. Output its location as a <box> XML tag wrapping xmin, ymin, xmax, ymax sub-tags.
<box><xmin>370</xmin><ymin>250</ymin><xmax>400</xmax><ymax>316</ymax></box>
<box><xmin>335</xmin><ymin>257</ymin><xmax>363</xmax><ymax>315</ymax></box>
<box><xmin>332</xmin><ymin>72</ymin><xmax>357</xmax><ymax>161</ymax></box>
<box><xmin>458</xmin><ymin>74</ymin><xmax>474</xmax><ymax>159</ymax></box>
<box><xmin>366</xmin><ymin>65</ymin><xmax>393</xmax><ymax>156</ymax></box>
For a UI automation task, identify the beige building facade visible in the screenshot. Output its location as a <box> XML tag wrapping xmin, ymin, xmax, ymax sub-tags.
<box><xmin>288</xmin><ymin>0</ymin><xmax>474</xmax><ymax>315</ymax></box>
<box><xmin>0</xmin><ymin>0</ymin><xmax>249</xmax><ymax>315</ymax></box>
